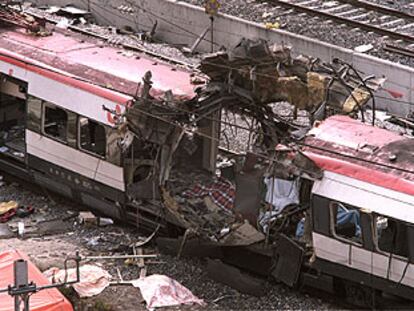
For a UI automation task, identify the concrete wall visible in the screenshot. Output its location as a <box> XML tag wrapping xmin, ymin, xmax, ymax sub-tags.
<box><xmin>33</xmin><ymin>0</ymin><xmax>414</xmax><ymax>116</ymax></box>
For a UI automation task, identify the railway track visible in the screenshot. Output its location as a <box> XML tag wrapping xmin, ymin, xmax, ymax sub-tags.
<box><xmin>261</xmin><ymin>0</ymin><xmax>414</xmax><ymax>57</ymax></box>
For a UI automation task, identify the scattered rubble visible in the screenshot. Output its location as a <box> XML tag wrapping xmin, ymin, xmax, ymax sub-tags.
<box><xmin>1</xmin><ymin>2</ymin><xmax>413</xmax><ymax>309</ymax></box>
<box><xmin>0</xmin><ymin>177</ymin><xmax>339</xmax><ymax>310</ymax></box>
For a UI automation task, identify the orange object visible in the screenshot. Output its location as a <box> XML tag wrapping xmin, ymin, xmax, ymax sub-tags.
<box><xmin>0</xmin><ymin>250</ymin><xmax>74</xmax><ymax>311</ymax></box>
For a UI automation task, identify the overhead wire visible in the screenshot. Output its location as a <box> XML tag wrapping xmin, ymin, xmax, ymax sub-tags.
<box><xmin>7</xmin><ymin>7</ymin><xmax>414</xmax><ymax>174</ymax></box>
<box><xmin>3</xmin><ymin>46</ymin><xmax>411</xmax><ymax>175</ymax></box>
<box><xmin>27</xmin><ymin>0</ymin><xmax>414</xmax><ymax>108</ymax></box>
<box><xmin>126</xmin><ymin>98</ymin><xmax>414</xmax><ymax>176</ymax></box>
<box><xmin>0</xmin><ymin>46</ymin><xmax>412</xmax><ymax>176</ymax></box>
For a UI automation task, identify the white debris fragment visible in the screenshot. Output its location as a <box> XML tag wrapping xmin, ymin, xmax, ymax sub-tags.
<box><xmin>131</xmin><ymin>274</ymin><xmax>205</xmax><ymax>310</ymax></box>
<box><xmin>55</xmin><ymin>18</ymin><xmax>70</xmax><ymax>29</ymax></box>
<box><xmin>44</xmin><ymin>265</ymin><xmax>111</xmax><ymax>298</ymax></box>
<box><xmin>354</xmin><ymin>44</ymin><xmax>374</xmax><ymax>53</ymax></box>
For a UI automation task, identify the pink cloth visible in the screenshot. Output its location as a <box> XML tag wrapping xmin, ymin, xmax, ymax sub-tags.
<box><xmin>43</xmin><ymin>264</ymin><xmax>111</xmax><ymax>298</ymax></box>
<box><xmin>131</xmin><ymin>274</ymin><xmax>205</xmax><ymax>309</ymax></box>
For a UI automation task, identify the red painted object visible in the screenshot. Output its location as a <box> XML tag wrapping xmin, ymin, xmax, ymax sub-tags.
<box><xmin>0</xmin><ymin>250</ymin><xmax>74</xmax><ymax>311</ymax></box>
<box><xmin>0</xmin><ymin>28</ymin><xmax>198</xmax><ymax>103</ymax></box>
<box><xmin>304</xmin><ymin>115</ymin><xmax>414</xmax><ymax>196</ymax></box>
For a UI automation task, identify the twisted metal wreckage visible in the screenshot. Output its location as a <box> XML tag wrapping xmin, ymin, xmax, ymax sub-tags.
<box><xmin>4</xmin><ymin>5</ymin><xmax>414</xmax><ymax>304</ymax></box>
<box><xmin>111</xmin><ymin>38</ymin><xmax>385</xmax><ymax>243</ymax></box>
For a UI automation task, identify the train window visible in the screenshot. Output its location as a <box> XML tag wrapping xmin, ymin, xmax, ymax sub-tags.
<box><xmin>375</xmin><ymin>215</ymin><xmax>408</xmax><ymax>258</ymax></box>
<box><xmin>330</xmin><ymin>201</ymin><xmax>362</xmax><ymax>244</ymax></box>
<box><xmin>79</xmin><ymin>117</ymin><xmax>106</xmax><ymax>157</ymax></box>
<box><xmin>43</xmin><ymin>103</ymin><xmax>68</xmax><ymax>142</ymax></box>
<box><xmin>27</xmin><ymin>96</ymin><xmax>42</xmax><ymax>133</ymax></box>
<box><xmin>106</xmin><ymin>127</ymin><xmax>121</xmax><ymax>166</ymax></box>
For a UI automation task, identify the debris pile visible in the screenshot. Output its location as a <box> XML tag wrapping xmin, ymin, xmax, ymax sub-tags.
<box><xmin>199</xmin><ymin>38</ymin><xmax>385</xmax><ymax>123</ymax></box>
<box><xmin>0</xmin><ymin>1</ymin><xmax>49</xmax><ymax>35</ymax></box>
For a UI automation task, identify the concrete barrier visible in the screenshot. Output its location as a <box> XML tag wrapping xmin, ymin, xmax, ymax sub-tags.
<box><xmin>33</xmin><ymin>0</ymin><xmax>414</xmax><ymax>116</ymax></box>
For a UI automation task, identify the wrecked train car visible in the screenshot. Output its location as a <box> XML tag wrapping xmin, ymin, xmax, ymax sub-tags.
<box><xmin>302</xmin><ymin>115</ymin><xmax>414</xmax><ymax>305</ymax></box>
<box><xmin>1</xmin><ymin>13</ymin><xmax>412</xmax><ymax>306</ymax></box>
<box><xmin>0</xmin><ymin>25</ymin><xmax>221</xmax><ymax>229</ymax></box>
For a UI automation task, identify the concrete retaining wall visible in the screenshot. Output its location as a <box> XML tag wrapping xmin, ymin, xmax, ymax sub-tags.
<box><xmin>33</xmin><ymin>0</ymin><xmax>414</xmax><ymax>116</ymax></box>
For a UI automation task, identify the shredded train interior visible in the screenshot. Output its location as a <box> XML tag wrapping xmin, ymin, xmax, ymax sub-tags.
<box><xmin>0</xmin><ymin>75</ymin><xmax>26</xmax><ymax>163</ymax></box>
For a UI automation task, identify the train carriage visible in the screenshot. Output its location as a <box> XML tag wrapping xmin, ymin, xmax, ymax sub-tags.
<box><xmin>1</xmin><ymin>18</ymin><xmax>414</xmax><ymax>307</ymax></box>
<box><xmin>0</xmin><ymin>26</ymin><xmax>217</xmax><ymax>226</ymax></box>
<box><xmin>303</xmin><ymin>115</ymin><xmax>414</xmax><ymax>304</ymax></box>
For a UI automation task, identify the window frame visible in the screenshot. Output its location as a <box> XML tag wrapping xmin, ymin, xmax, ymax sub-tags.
<box><xmin>41</xmin><ymin>102</ymin><xmax>69</xmax><ymax>144</ymax></box>
<box><xmin>26</xmin><ymin>95</ymin><xmax>43</xmax><ymax>133</ymax></box>
<box><xmin>373</xmin><ymin>213</ymin><xmax>409</xmax><ymax>261</ymax></box>
<box><xmin>329</xmin><ymin>200</ymin><xmax>363</xmax><ymax>247</ymax></box>
<box><xmin>77</xmin><ymin>116</ymin><xmax>107</xmax><ymax>160</ymax></box>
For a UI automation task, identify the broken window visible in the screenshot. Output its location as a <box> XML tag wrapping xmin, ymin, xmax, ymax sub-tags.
<box><xmin>78</xmin><ymin>117</ymin><xmax>106</xmax><ymax>157</ymax></box>
<box><xmin>0</xmin><ymin>76</ymin><xmax>27</xmax><ymax>160</ymax></box>
<box><xmin>27</xmin><ymin>96</ymin><xmax>42</xmax><ymax>133</ymax></box>
<box><xmin>106</xmin><ymin>127</ymin><xmax>121</xmax><ymax>166</ymax></box>
<box><xmin>43</xmin><ymin>103</ymin><xmax>68</xmax><ymax>142</ymax></box>
<box><xmin>330</xmin><ymin>201</ymin><xmax>361</xmax><ymax>244</ymax></box>
<box><xmin>375</xmin><ymin>215</ymin><xmax>408</xmax><ymax>258</ymax></box>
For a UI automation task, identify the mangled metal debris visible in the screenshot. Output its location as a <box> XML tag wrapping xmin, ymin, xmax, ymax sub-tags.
<box><xmin>0</xmin><ymin>11</ymin><xmax>410</xmax><ymax>305</ymax></box>
<box><xmin>0</xmin><ymin>2</ymin><xmax>49</xmax><ymax>35</ymax></box>
<box><xmin>199</xmin><ymin>38</ymin><xmax>385</xmax><ymax>122</ymax></box>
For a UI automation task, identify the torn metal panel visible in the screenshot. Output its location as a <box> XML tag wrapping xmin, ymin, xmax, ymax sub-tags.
<box><xmin>199</xmin><ymin>38</ymin><xmax>385</xmax><ymax>119</ymax></box>
<box><xmin>272</xmin><ymin>234</ymin><xmax>304</xmax><ymax>287</ymax></box>
<box><xmin>0</xmin><ymin>4</ymin><xmax>49</xmax><ymax>35</ymax></box>
<box><xmin>219</xmin><ymin>222</ymin><xmax>265</xmax><ymax>246</ymax></box>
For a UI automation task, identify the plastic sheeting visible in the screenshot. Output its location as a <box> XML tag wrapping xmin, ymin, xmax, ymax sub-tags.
<box><xmin>43</xmin><ymin>265</ymin><xmax>111</xmax><ymax>298</ymax></box>
<box><xmin>0</xmin><ymin>249</ymin><xmax>73</xmax><ymax>311</ymax></box>
<box><xmin>131</xmin><ymin>274</ymin><xmax>205</xmax><ymax>310</ymax></box>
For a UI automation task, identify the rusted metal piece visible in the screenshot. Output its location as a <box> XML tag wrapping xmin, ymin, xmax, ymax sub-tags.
<box><xmin>0</xmin><ymin>4</ymin><xmax>48</xmax><ymax>35</ymax></box>
<box><xmin>199</xmin><ymin>38</ymin><xmax>384</xmax><ymax>122</ymax></box>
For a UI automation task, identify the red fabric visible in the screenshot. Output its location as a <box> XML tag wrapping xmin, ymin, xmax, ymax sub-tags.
<box><xmin>0</xmin><ymin>250</ymin><xmax>73</xmax><ymax>311</ymax></box>
<box><xmin>183</xmin><ymin>178</ymin><xmax>235</xmax><ymax>211</ymax></box>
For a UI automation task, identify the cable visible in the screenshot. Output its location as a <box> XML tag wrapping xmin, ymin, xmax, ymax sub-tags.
<box><xmin>84</xmin><ymin>0</ymin><xmax>414</xmax><ymax>109</ymax></box>
<box><xmin>10</xmin><ymin>47</ymin><xmax>411</xmax><ymax>176</ymax></box>
<box><xmin>25</xmin><ymin>2</ymin><xmax>414</xmax><ymax>108</ymax></box>
<box><xmin>127</xmin><ymin>100</ymin><xmax>414</xmax><ymax>176</ymax></box>
<box><xmin>2</xmin><ymin>19</ymin><xmax>414</xmax><ymax>174</ymax></box>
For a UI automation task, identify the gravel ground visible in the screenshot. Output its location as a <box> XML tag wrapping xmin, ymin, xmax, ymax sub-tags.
<box><xmin>24</xmin><ymin>5</ymin><xmax>200</xmax><ymax>66</ymax></box>
<box><xmin>181</xmin><ymin>0</ymin><xmax>414</xmax><ymax>67</ymax></box>
<box><xmin>0</xmin><ymin>178</ymin><xmax>342</xmax><ymax>310</ymax></box>
<box><xmin>367</xmin><ymin>0</ymin><xmax>414</xmax><ymax>13</ymax></box>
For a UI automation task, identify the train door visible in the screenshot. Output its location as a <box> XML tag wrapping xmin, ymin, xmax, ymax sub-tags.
<box><xmin>0</xmin><ymin>75</ymin><xmax>27</xmax><ymax>166</ymax></box>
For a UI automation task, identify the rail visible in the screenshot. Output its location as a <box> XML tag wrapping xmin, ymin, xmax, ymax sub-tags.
<box><xmin>261</xmin><ymin>0</ymin><xmax>414</xmax><ymax>57</ymax></box>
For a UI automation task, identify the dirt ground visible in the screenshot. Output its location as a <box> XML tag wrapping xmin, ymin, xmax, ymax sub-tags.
<box><xmin>0</xmin><ymin>181</ymin><xmax>338</xmax><ymax>311</ymax></box>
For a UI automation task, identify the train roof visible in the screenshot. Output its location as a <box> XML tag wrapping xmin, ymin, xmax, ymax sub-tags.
<box><xmin>304</xmin><ymin>115</ymin><xmax>414</xmax><ymax>197</ymax></box>
<box><xmin>0</xmin><ymin>26</ymin><xmax>198</xmax><ymax>103</ymax></box>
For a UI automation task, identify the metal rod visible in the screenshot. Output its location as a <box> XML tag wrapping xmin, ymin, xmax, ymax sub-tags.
<box><xmin>83</xmin><ymin>254</ymin><xmax>157</xmax><ymax>260</ymax></box>
<box><xmin>210</xmin><ymin>16</ymin><xmax>214</xmax><ymax>53</ymax></box>
<box><xmin>264</xmin><ymin>0</ymin><xmax>414</xmax><ymax>44</ymax></box>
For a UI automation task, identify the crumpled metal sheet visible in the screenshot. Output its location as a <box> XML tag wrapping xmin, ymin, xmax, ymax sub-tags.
<box><xmin>199</xmin><ymin>38</ymin><xmax>385</xmax><ymax>116</ymax></box>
